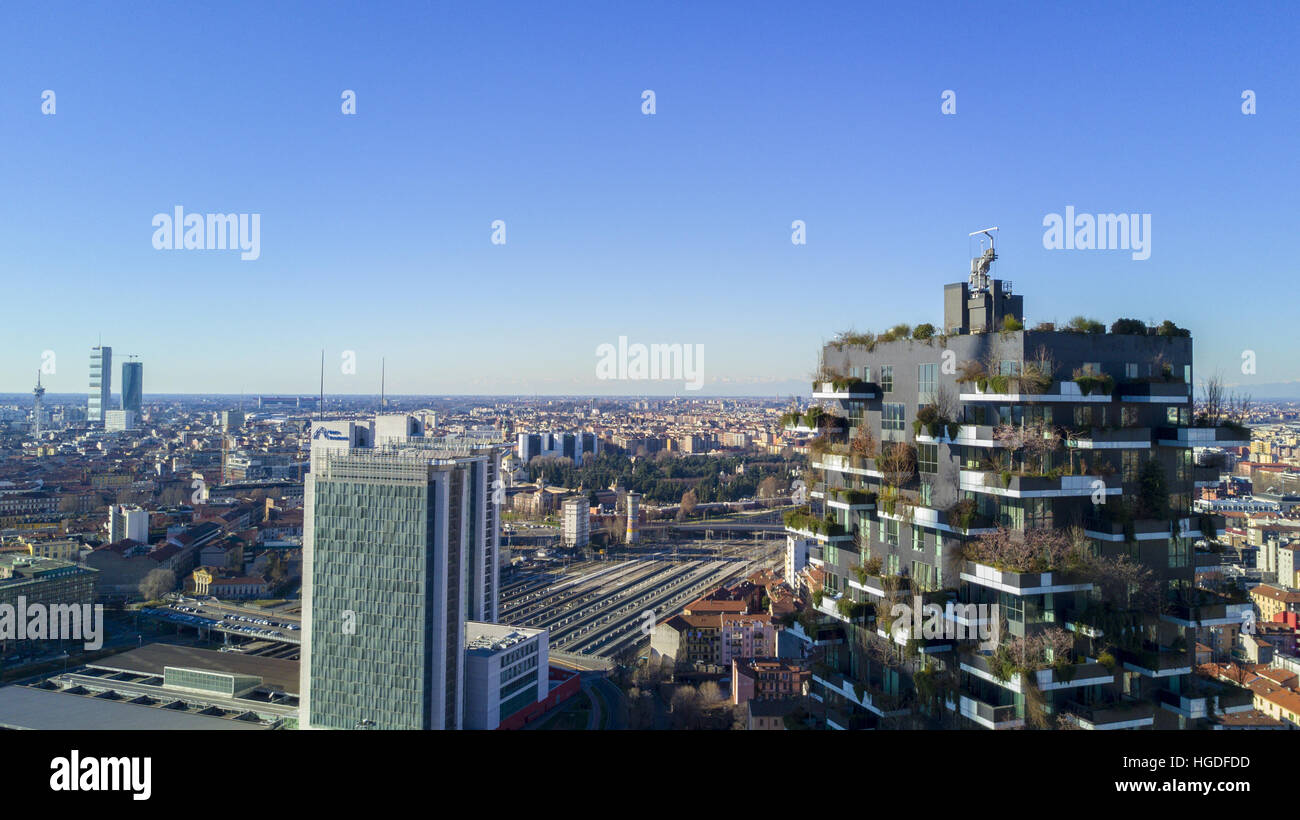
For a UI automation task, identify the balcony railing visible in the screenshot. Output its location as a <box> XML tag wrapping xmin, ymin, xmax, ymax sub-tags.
<box><xmin>1118</xmin><ymin>646</ymin><xmax>1192</xmax><ymax>677</ymax></box>
<box><xmin>961</xmin><ymin>561</ymin><xmax>1092</xmax><ymax>596</ymax></box>
<box><xmin>956</xmin><ymin>694</ymin><xmax>1023</xmax><ymax>730</ymax></box>
<box><xmin>1064</xmin><ymin>427</ymin><xmax>1152</xmax><ymax>449</ymax></box>
<box><xmin>1156</xmin><ymin>425</ymin><xmax>1251</xmax><ymax>448</ymax></box>
<box><xmin>812</xmin><ymin>381</ymin><xmax>881</xmax><ymax>400</ymax></box>
<box><xmin>1062</xmin><ymin>697</ymin><xmax>1156</xmax><ymax>729</ymax></box>
<box><xmin>959</xmin><ymin>470</ymin><xmax>1119</xmax><ymax>499</ymax></box>
<box><xmin>1115</xmin><ymin>381</ymin><xmax>1192</xmax><ymax>403</ymax></box>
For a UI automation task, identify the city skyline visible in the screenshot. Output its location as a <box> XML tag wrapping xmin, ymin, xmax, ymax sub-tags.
<box><xmin>4</xmin><ymin>2</ymin><xmax>1297</xmax><ymax>396</ymax></box>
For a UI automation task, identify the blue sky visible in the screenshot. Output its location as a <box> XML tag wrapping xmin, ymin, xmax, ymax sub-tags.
<box><xmin>2</xmin><ymin>1</ymin><xmax>1297</xmax><ymax>397</ymax></box>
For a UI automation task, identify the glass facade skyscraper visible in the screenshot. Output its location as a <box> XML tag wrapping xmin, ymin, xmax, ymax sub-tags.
<box><xmin>301</xmin><ymin>421</ymin><xmax>504</xmax><ymax>730</ymax></box>
<box><xmin>121</xmin><ymin>361</ymin><xmax>143</xmax><ymax>415</ymax></box>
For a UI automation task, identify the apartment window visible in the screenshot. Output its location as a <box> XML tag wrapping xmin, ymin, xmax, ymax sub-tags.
<box><xmin>1125</xmin><ymin>363</ymin><xmax>1139</xmax><ymax>379</ymax></box>
<box><xmin>1024</xmin><ymin>406</ymin><xmax>1054</xmax><ymax>425</ymax></box>
<box><xmin>862</xmin><ymin>366</ymin><xmax>871</xmax><ymax>383</ymax></box>
<box><xmin>999</xmin><ymin>500</ymin><xmax>1022</xmax><ymax>530</ymax></box>
<box><xmin>919</xmin><ymin>480</ymin><xmax>933</xmax><ymax>507</ymax></box>
<box><xmin>1168</xmin><ymin>537</ymin><xmax>1189</xmax><ymax>568</ymax></box>
<box><xmin>887</xmin><ymin>553</ymin><xmax>900</xmax><ymax>575</ymax></box>
<box><xmin>917</xmin><ymin>443</ymin><xmax>938</xmax><ymax>474</ymax></box>
<box><xmin>999</xmin><ymin>591</ymin><xmax>1025</xmax><ymax>625</ymax></box>
<box><xmin>1122</xmin><ymin>451</ymin><xmax>1142</xmax><ymax>483</ymax></box>
<box><xmin>918</xmin><ymin>363</ymin><xmax>936</xmax><ymax>399</ymax></box>
<box><xmin>912</xmin><ymin>526</ymin><xmax>922</xmax><ymax>552</ymax></box>
<box><xmin>1184</xmin><ymin>365</ymin><xmax>1191</xmax><ymax>383</ymax></box>
<box><xmin>880</xmin><ymin>366</ymin><xmax>894</xmax><ymax>392</ymax></box>
<box><xmin>913</xmin><ymin>561</ymin><xmax>936</xmax><ymax>592</ymax></box>
<box><xmin>883</xmin><ymin>403</ymin><xmax>905</xmax><ymax>432</ymax></box>
<box><xmin>850</xmin><ymin>366</ymin><xmax>860</xmax><ymax>379</ymax></box>
<box><xmin>999</xmin><ymin>360</ymin><xmax>1020</xmax><ymax>377</ymax></box>
<box><xmin>1122</xmin><ymin>406</ymin><xmax>1139</xmax><ymax>427</ymax></box>
<box><xmin>885</xmin><ymin>519</ymin><xmax>899</xmax><ymax>546</ymax></box>
<box><xmin>847</xmin><ymin>400</ymin><xmax>867</xmax><ymax>426</ymax></box>
<box><xmin>1025</xmin><ymin>497</ymin><xmax>1052</xmax><ymax>529</ymax></box>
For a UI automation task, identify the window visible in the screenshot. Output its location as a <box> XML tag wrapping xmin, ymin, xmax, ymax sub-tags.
<box><xmin>885</xmin><ymin>520</ymin><xmax>899</xmax><ymax>546</ymax></box>
<box><xmin>1168</xmin><ymin>537</ymin><xmax>1189</xmax><ymax>568</ymax></box>
<box><xmin>917</xmin><ymin>443</ymin><xmax>938</xmax><ymax>474</ymax></box>
<box><xmin>862</xmin><ymin>366</ymin><xmax>871</xmax><ymax>382</ymax></box>
<box><xmin>1122</xmin><ymin>451</ymin><xmax>1142</xmax><ymax>483</ymax></box>
<box><xmin>1125</xmin><ymin>363</ymin><xmax>1139</xmax><ymax>379</ymax></box>
<box><xmin>1025</xmin><ymin>497</ymin><xmax>1052</xmax><ymax>529</ymax></box>
<box><xmin>883</xmin><ymin>403</ymin><xmax>905</xmax><ymax>431</ymax></box>
<box><xmin>918</xmin><ymin>363</ymin><xmax>936</xmax><ymax>400</ymax></box>
<box><xmin>880</xmin><ymin>366</ymin><xmax>894</xmax><ymax>393</ymax></box>
<box><xmin>919</xmin><ymin>481</ymin><xmax>933</xmax><ymax>507</ymax></box>
<box><xmin>912</xmin><ymin>561</ymin><xmax>936</xmax><ymax>592</ymax></box>
<box><xmin>999</xmin><ymin>360</ymin><xmax>1020</xmax><ymax>377</ymax></box>
<box><xmin>847</xmin><ymin>400</ymin><xmax>867</xmax><ymax>426</ymax></box>
<box><xmin>912</xmin><ymin>527</ymin><xmax>922</xmax><ymax>552</ymax></box>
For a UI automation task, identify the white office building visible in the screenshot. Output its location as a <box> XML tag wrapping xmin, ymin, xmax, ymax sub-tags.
<box><xmin>108</xmin><ymin>504</ymin><xmax>149</xmax><ymax>545</ymax></box>
<box><xmin>104</xmin><ymin>409</ymin><xmax>138</xmax><ymax>432</ymax></box>
<box><xmin>561</xmin><ymin>496</ymin><xmax>590</xmax><ymax>548</ymax></box>
<box><xmin>463</xmin><ymin>622</ymin><xmax>548</xmax><ymax>730</ymax></box>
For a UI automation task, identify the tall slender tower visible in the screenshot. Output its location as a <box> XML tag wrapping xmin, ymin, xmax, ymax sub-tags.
<box><xmin>32</xmin><ymin>371</ymin><xmax>45</xmax><ymax>438</ymax></box>
<box><xmin>89</xmin><ymin>345</ymin><xmax>112</xmax><ymax>425</ymax></box>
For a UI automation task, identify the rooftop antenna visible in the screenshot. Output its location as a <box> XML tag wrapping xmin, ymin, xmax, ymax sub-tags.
<box><xmin>968</xmin><ymin>226</ymin><xmax>999</xmax><ymax>294</ymax></box>
<box><xmin>380</xmin><ymin>357</ymin><xmax>385</xmax><ymax>411</ymax></box>
<box><xmin>319</xmin><ymin>349</ymin><xmax>324</xmax><ymax>421</ymax></box>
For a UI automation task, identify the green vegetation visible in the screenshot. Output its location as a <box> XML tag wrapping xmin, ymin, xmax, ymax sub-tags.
<box><xmin>1110</xmin><ymin>317</ymin><xmax>1147</xmax><ymax>335</ymax></box>
<box><xmin>828</xmin><ymin>487</ymin><xmax>876</xmax><ymax>506</ymax></box>
<box><xmin>945</xmin><ymin>499</ymin><xmax>993</xmax><ymax>532</ymax></box>
<box><xmin>1072</xmin><ymin>369</ymin><xmax>1115</xmax><ymax>395</ymax></box>
<box><xmin>831</xmin><ymin>320</ymin><xmax>939</xmax><ymax>351</ymax></box>
<box><xmin>784</xmin><ymin>506</ymin><xmax>845</xmax><ymax>537</ymax></box>
<box><xmin>527</xmin><ymin>452</ymin><xmax>795</xmax><ymax>505</ymax></box>
<box><xmin>780</xmin><ymin>406</ymin><xmax>824</xmax><ymax>429</ymax></box>
<box><xmin>1001</xmin><ymin>314</ymin><xmax>1024</xmax><ymax>332</ymax></box>
<box><xmin>1064</xmin><ymin>316</ymin><xmax>1107</xmax><ymax>334</ymax></box>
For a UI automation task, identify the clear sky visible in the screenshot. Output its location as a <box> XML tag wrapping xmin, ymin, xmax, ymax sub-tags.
<box><xmin>2</xmin><ymin>1</ymin><xmax>1296</xmax><ymax>397</ymax></box>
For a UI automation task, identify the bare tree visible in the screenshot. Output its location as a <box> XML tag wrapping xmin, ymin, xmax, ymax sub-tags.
<box><xmin>877</xmin><ymin>442</ymin><xmax>916</xmax><ymax>490</ymax></box>
<box><xmin>139</xmin><ymin>568</ymin><xmax>177</xmax><ymax>601</ymax></box>
<box><xmin>1198</xmin><ymin>372</ymin><xmax>1225</xmax><ymax>424</ymax></box>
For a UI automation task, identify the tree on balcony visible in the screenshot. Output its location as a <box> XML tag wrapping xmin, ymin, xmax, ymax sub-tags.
<box><xmin>1195</xmin><ymin>371</ymin><xmax>1252</xmax><ymax>434</ymax></box>
<box><xmin>993</xmin><ymin>420</ymin><xmax>1062</xmax><ymax>477</ymax></box>
<box><xmin>963</xmin><ymin>526</ymin><xmax>1089</xmax><ymax>574</ymax></box>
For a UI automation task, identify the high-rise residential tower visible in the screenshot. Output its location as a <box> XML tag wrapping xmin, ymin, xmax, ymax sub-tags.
<box><xmin>789</xmin><ymin>237</ymin><xmax>1249</xmax><ymax>730</ymax></box>
<box><xmin>121</xmin><ymin>360</ymin><xmax>143</xmax><ymax>416</ymax></box>
<box><xmin>301</xmin><ymin>417</ymin><xmax>504</xmax><ymax>730</ymax></box>
<box><xmin>88</xmin><ymin>345</ymin><xmax>112</xmax><ymax>425</ymax></box>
